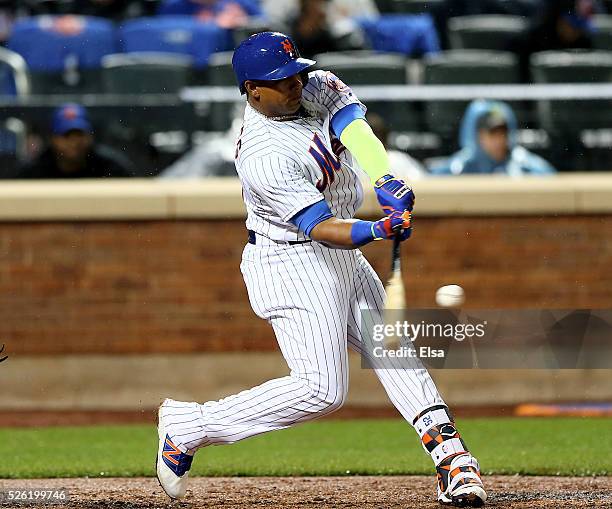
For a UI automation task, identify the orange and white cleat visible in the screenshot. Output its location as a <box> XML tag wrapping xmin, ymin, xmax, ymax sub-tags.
<box><xmin>437</xmin><ymin>453</ymin><xmax>487</xmax><ymax>507</ymax></box>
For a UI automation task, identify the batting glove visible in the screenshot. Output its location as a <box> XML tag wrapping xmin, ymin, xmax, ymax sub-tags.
<box><xmin>351</xmin><ymin>211</ymin><xmax>412</xmax><ymax>246</ymax></box>
<box><xmin>374</xmin><ymin>174</ymin><xmax>415</xmax><ymax>214</ymax></box>
<box><xmin>372</xmin><ymin>210</ymin><xmax>413</xmax><ymax>241</ymax></box>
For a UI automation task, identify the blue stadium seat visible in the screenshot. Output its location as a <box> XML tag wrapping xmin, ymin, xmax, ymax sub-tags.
<box><xmin>7</xmin><ymin>15</ymin><xmax>117</xmax><ymax>94</ymax></box>
<box><xmin>0</xmin><ymin>47</ymin><xmax>30</xmax><ymax>97</ymax></box>
<box><xmin>358</xmin><ymin>14</ymin><xmax>440</xmax><ymax>57</ymax></box>
<box><xmin>118</xmin><ymin>16</ymin><xmax>230</xmax><ymax>69</ymax></box>
<box><xmin>0</xmin><ymin>66</ymin><xmax>13</xmax><ymax>96</ymax></box>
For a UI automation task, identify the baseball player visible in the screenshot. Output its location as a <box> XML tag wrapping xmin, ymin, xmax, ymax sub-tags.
<box><xmin>156</xmin><ymin>32</ymin><xmax>486</xmax><ymax>507</ymax></box>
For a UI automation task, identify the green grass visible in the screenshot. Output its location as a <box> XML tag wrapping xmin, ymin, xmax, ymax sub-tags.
<box><xmin>1</xmin><ymin>418</ymin><xmax>610</xmax><ymax>478</ymax></box>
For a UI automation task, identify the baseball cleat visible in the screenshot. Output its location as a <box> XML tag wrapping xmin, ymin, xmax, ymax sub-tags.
<box><xmin>436</xmin><ymin>453</ymin><xmax>487</xmax><ymax>507</ymax></box>
<box><xmin>156</xmin><ymin>400</ymin><xmax>194</xmax><ymax>500</ymax></box>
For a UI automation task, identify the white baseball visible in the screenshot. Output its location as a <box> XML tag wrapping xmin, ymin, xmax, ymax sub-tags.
<box><xmin>435</xmin><ymin>284</ymin><xmax>465</xmax><ymax>307</ymax></box>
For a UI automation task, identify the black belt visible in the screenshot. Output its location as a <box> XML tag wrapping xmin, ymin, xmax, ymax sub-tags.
<box><xmin>248</xmin><ymin>230</ymin><xmax>311</xmax><ymax>245</ymax></box>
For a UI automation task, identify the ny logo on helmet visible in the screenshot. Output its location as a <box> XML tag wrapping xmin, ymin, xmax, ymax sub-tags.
<box><xmin>281</xmin><ymin>38</ymin><xmax>295</xmax><ymax>57</ymax></box>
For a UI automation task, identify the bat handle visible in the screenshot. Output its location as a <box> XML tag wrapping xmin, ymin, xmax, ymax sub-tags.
<box><xmin>391</xmin><ymin>226</ymin><xmax>402</xmax><ymax>273</ymax></box>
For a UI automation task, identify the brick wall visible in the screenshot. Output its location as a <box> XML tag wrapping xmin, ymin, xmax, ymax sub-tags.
<box><xmin>2</xmin><ymin>215</ymin><xmax>611</xmax><ymax>355</ymax></box>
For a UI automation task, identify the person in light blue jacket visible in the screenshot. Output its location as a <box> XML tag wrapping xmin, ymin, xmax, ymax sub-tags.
<box><xmin>431</xmin><ymin>100</ymin><xmax>556</xmax><ymax>176</ymax></box>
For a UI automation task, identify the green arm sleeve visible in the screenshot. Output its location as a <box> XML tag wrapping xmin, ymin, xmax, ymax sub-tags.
<box><xmin>339</xmin><ymin>118</ymin><xmax>389</xmax><ymax>183</ymax></box>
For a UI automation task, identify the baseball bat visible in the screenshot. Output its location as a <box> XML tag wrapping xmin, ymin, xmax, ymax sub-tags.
<box><xmin>383</xmin><ymin>231</ymin><xmax>405</xmax><ymax>349</ymax></box>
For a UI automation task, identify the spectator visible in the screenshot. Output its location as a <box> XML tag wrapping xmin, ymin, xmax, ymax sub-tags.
<box><xmin>261</xmin><ymin>0</ymin><xmax>377</xmax><ymax>31</ymax></box>
<box><xmin>290</xmin><ymin>0</ymin><xmax>342</xmax><ymax>58</ymax></box>
<box><xmin>430</xmin><ymin>100</ymin><xmax>556</xmax><ymax>176</ymax></box>
<box><xmin>157</xmin><ymin>0</ymin><xmax>263</xmax><ymax>29</ymax></box>
<box><xmin>507</xmin><ymin>0</ymin><xmax>597</xmax><ymax>82</ymax></box>
<box><xmin>262</xmin><ymin>0</ymin><xmax>370</xmax><ymax>53</ymax></box>
<box><xmin>0</xmin><ymin>1</ymin><xmax>17</xmax><ymax>44</ymax></box>
<box><xmin>367</xmin><ymin>112</ymin><xmax>426</xmax><ymax>181</ymax></box>
<box><xmin>14</xmin><ymin>103</ymin><xmax>134</xmax><ymax>179</ymax></box>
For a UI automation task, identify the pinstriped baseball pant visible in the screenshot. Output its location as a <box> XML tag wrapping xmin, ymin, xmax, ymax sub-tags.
<box><xmin>162</xmin><ymin>241</ymin><xmax>445</xmax><ymax>452</ymax></box>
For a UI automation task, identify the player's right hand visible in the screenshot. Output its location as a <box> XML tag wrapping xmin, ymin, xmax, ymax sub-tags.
<box><xmin>372</xmin><ymin>210</ymin><xmax>412</xmax><ymax>241</ymax></box>
<box><xmin>374</xmin><ymin>174</ymin><xmax>415</xmax><ymax>214</ymax></box>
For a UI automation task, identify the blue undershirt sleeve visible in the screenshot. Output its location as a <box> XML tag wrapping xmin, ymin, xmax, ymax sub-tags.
<box><xmin>330</xmin><ymin>103</ymin><xmax>366</xmax><ymax>138</ymax></box>
<box><xmin>289</xmin><ymin>199</ymin><xmax>334</xmax><ymax>237</ymax></box>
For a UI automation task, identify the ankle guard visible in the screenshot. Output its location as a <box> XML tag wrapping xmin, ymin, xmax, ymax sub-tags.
<box><xmin>413</xmin><ymin>405</ymin><xmax>468</xmax><ymax>466</ymax></box>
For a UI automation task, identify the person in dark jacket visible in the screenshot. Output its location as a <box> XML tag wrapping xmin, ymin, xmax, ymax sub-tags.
<box><xmin>290</xmin><ymin>0</ymin><xmax>342</xmax><ymax>58</ymax></box>
<box><xmin>15</xmin><ymin>103</ymin><xmax>133</xmax><ymax>179</ymax></box>
<box><xmin>507</xmin><ymin>0</ymin><xmax>597</xmax><ymax>82</ymax></box>
<box><xmin>431</xmin><ymin>100</ymin><xmax>556</xmax><ymax>176</ymax></box>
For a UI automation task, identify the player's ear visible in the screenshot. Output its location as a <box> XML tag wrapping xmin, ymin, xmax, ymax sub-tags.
<box><xmin>244</xmin><ymin>80</ymin><xmax>260</xmax><ymax>100</ymax></box>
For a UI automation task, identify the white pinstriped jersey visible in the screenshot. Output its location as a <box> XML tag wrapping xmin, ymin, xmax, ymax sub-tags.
<box><xmin>235</xmin><ymin>70</ymin><xmax>367</xmax><ymax>242</ymax></box>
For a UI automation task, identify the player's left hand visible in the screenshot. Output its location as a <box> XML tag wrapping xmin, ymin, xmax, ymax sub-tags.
<box><xmin>372</xmin><ymin>210</ymin><xmax>412</xmax><ymax>241</ymax></box>
<box><xmin>374</xmin><ymin>174</ymin><xmax>415</xmax><ymax>214</ymax></box>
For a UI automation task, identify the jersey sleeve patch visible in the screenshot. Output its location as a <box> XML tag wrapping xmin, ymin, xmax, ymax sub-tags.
<box><xmin>303</xmin><ymin>70</ymin><xmax>366</xmax><ymax>122</ymax></box>
<box><xmin>324</xmin><ymin>71</ymin><xmax>351</xmax><ymax>94</ymax></box>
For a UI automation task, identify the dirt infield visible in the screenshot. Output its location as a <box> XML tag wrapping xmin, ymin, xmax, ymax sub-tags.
<box><xmin>1</xmin><ymin>476</ymin><xmax>611</xmax><ymax>508</ymax></box>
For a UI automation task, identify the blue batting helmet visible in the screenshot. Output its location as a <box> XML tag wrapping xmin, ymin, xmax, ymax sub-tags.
<box><xmin>232</xmin><ymin>32</ymin><xmax>316</xmax><ymax>94</ymax></box>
